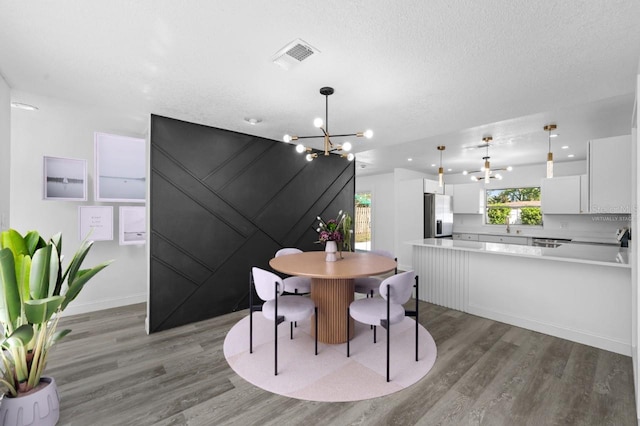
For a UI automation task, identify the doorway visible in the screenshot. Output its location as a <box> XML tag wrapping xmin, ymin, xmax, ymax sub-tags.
<box><xmin>355</xmin><ymin>192</ymin><xmax>371</xmax><ymax>251</ymax></box>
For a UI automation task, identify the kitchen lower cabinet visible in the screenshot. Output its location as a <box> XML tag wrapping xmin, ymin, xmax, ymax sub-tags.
<box><xmin>477</xmin><ymin>234</ymin><xmax>530</xmax><ymax>245</ymax></box>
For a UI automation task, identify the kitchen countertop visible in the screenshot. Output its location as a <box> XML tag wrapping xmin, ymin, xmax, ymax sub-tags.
<box><xmin>453</xmin><ymin>231</ymin><xmax>618</xmax><ymax>245</ymax></box>
<box><xmin>408</xmin><ymin>238</ymin><xmax>630</xmax><ymax>268</ymax></box>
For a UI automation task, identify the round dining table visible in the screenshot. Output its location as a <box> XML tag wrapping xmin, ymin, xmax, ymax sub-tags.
<box><xmin>269</xmin><ymin>251</ymin><xmax>397</xmax><ymax>344</ymax></box>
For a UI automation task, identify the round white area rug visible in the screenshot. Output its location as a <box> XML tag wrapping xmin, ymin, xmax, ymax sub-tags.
<box><xmin>223</xmin><ymin>313</ymin><xmax>437</xmax><ymax>402</ymax></box>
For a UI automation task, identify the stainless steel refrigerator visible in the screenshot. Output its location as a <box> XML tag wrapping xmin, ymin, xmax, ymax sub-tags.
<box><xmin>424</xmin><ymin>193</ymin><xmax>453</xmax><ymax>238</ymax></box>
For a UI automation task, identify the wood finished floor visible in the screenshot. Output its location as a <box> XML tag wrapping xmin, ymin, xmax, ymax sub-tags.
<box><xmin>47</xmin><ymin>301</ymin><xmax>637</xmax><ymax>426</ymax></box>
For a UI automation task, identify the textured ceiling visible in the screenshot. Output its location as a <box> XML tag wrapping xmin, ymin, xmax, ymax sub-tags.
<box><xmin>1</xmin><ymin>1</ymin><xmax>639</xmax><ymax>176</ymax></box>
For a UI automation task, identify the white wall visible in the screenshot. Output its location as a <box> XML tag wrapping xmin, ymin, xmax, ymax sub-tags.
<box><xmin>0</xmin><ymin>74</ymin><xmax>10</xmax><ymax>231</ymax></box>
<box><xmin>632</xmin><ymin>71</ymin><xmax>639</xmax><ymax>421</ymax></box>
<box><xmin>355</xmin><ymin>172</ymin><xmax>395</xmax><ymax>254</ymax></box>
<box><xmin>10</xmin><ymin>91</ymin><xmax>148</xmax><ymax>315</ymax></box>
<box><xmin>394</xmin><ymin>169</ymin><xmax>429</xmax><ymax>270</ymax></box>
<box><xmin>356</xmin><ymin>168</ymin><xmax>430</xmax><ymax>270</ymax></box>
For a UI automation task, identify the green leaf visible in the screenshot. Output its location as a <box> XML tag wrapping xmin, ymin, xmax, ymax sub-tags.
<box><xmin>50</xmin><ymin>232</ymin><xmax>62</xmax><ymax>256</ymax></box>
<box><xmin>15</xmin><ymin>254</ymin><xmax>31</xmax><ymax>305</ymax></box>
<box><xmin>2</xmin><ymin>324</ymin><xmax>34</xmax><ymax>349</ymax></box>
<box><xmin>0</xmin><ymin>248</ymin><xmax>21</xmax><ymax>331</ymax></box>
<box><xmin>24</xmin><ymin>231</ymin><xmax>44</xmax><ymax>257</ymax></box>
<box><xmin>24</xmin><ymin>296</ymin><xmax>64</xmax><ymax>324</ymax></box>
<box><xmin>48</xmin><ymin>244</ymin><xmax>59</xmax><ymax>298</ymax></box>
<box><xmin>50</xmin><ymin>329</ymin><xmax>71</xmax><ymax>346</ymax></box>
<box><xmin>29</xmin><ymin>245</ymin><xmax>52</xmax><ymax>300</ymax></box>
<box><xmin>0</xmin><ymin>230</ymin><xmax>28</xmax><ymax>256</ymax></box>
<box><xmin>61</xmin><ymin>260</ymin><xmax>112</xmax><ymax>311</ymax></box>
<box><xmin>62</xmin><ymin>239</ymin><xmax>92</xmax><ymax>287</ymax></box>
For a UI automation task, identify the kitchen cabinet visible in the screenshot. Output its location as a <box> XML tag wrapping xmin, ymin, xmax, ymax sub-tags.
<box><xmin>452</xmin><ymin>233</ymin><xmax>479</xmax><ymax>241</ymax></box>
<box><xmin>477</xmin><ymin>234</ymin><xmax>530</xmax><ymax>245</ymax></box>
<box><xmin>588</xmin><ymin>135</ymin><xmax>631</xmax><ymax>213</ymax></box>
<box><xmin>423</xmin><ymin>179</ymin><xmax>443</xmax><ymax>195</ymax></box>
<box><xmin>452</xmin><ymin>183</ymin><xmax>484</xmax><ymax>214</ymax></box>
<box><xmin>541</xmin><ymin>175</ymin><xmax>585</xmax><ymax>214</ymax></box>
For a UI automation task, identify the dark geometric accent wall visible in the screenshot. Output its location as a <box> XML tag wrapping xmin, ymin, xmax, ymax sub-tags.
<box><xmin>149</xmin><ymin>114</ymin><xmax>355</xmax><ymax>333</ymax></box>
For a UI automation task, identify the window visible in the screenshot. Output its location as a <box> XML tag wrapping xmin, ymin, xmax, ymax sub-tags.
<box><xmin>486</xmin><ymin>187</ymin><xmax>542</xmax><ymax>226</ymax></box>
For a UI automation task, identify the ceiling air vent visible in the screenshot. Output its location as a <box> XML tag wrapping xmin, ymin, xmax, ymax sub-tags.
<box><xmin>271</xmin><ymin>39</ymin><xmax>320</xmax><ymax>70</ymax></box>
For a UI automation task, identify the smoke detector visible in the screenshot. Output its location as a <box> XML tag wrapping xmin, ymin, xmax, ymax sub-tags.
<box><xmin>271</xmin><ymin>39</ymin><xmax>320</xmax><ymax>70</ymax></box>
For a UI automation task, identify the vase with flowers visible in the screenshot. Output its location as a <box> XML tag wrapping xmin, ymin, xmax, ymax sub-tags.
<box><xmin>316</xmin><ymin>210</ymin><xmax>353</xmax><ymax>261</ymax></box>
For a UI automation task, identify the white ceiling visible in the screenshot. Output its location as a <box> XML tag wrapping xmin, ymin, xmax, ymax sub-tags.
<box><xmin>1</xmin><ymin>1</ymin><xmax>639</xmax><ymax>177</ymax></box>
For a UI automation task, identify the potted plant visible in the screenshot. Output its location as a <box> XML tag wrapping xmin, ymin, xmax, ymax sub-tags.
<box><xmin>0</xmin><ymin>229</ymin><xmax>112</xmax><ymax>425</ymax></box>
<box><xmin>315</xmin><ymin>210</ymin><xmax>353</xmax><ymax>261</ymax></box>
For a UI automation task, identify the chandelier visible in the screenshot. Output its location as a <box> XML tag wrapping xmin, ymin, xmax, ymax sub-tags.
<box><xmin>283</xmin><ymin>87</ymin><xmax>373</xmax><ymax>162</ymax></box>
<box><xmin>544</xmin><ymin>124</ymin><xmax>557</xmax><ymax>178</ymax></box>
<box><xmin>462</xmin><ymin>136</ymin><xmax>512</xmax><ymax>184</ymax></box>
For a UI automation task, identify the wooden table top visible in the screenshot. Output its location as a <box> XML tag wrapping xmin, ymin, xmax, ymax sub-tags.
<box><xmin>269</xmin><ymin>251</ymin><xmax>397</xmax><ymax>279</ymax></box>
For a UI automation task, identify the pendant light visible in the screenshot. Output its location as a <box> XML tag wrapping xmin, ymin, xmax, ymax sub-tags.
<box><xmin>437</xmin><ymin>145</ymin><xmax>446</xmax><ymax>187</ymax></box>
<box><xmin>283</xmin><ymin>87</ymin><xmax>373</xmax><ymax>162</ymax></box>
<box><xmin>482</xmin><ymin>136</ymin><xmax>492</xmax><ymax>185</ymax></box>
<box><xmin>544</xmin><ymin>124</ymin><xmax>557</xmax><ymax>178</ymax></box>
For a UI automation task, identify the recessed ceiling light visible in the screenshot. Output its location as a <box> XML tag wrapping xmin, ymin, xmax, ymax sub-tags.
<box><xmin>431</xmin><ymin>163</ymin><xmax>436</xmax><ymax>167</ymax></box>
<box><xmin>550</xmin><ymin>134</ymin><xmax>559</xmax><ymax>138</ymax></box>
<box><xmin>447</xmin><ymin>168</ymin><xmax>452</xmax><ymax>171</ymax></box>
<box><xmin>244</xmin><ymin>118</ymin><xmax>262</xmax><ymax>125</ymax></box>
<box><xmin>568</xmin><ymin>154</ymin><xmax>575</xmax><ymax>158</ymax></box>
<box><xmin>407</xmin><ymin>158</ymin><xmax>413</xmax><ymax>162</ymax></box>
<box><xmin>11</xmin><ymin>102</ymin><xmax>38</xmax><ymax>111</ymax></box>
<box><xmin>561</xmin><ymin>145</ymin><xmax>569</xmax><ymax>149</ymax></box>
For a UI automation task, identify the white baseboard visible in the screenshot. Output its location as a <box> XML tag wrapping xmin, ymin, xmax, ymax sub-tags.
<box><xmin>467</xmin><ymin>304</ymin><xmax>631</xmax><ymax>356</ymax></box>
<box><xmin>60</xmin><ymin>293</ymin><xmax>147</xmax><ymax>317</ymax></box>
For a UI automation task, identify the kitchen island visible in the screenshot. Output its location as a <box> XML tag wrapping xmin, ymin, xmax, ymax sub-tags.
<box><xmin>409</xmin><ymin>238</ymin><xmax>631</xmax><ymax>355</ymax></box>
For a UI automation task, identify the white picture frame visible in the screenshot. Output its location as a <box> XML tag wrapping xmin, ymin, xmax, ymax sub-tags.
<box><xmin>43</xmin><ymin>156</ymin><xmax>87</xmax><ymax>201</ymax></box>
<box><xmin>119</xmin><ymin>206</ymin><xmax>146</xmax><ymax>245</ymax></box>
<box><xmin>95</xmin><ymin>132</ymin><xmax>146</xmax><ymax>202</ymax></box>
<box><xmin>78</xmin><ymin>206</ymin><xmax>113</xmax><ymax>241</ymax></box>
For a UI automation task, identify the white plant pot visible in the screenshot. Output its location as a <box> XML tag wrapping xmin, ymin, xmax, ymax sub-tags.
<box><xmin>0</xmin><ymin>377</ymin><xmax>60</xmax><ymax>426</ymax></box>
<box><xmin>325</xmin><ymin>241</ymin><xmax>338</xmax><ymax>262</ymax></box>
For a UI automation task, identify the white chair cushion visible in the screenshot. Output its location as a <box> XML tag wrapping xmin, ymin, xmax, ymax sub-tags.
<box><xmin>349</xmin><ymin>297</ymin><xmax>405</xmax><ymax>326</ymax></box>
<box><xmin>354</xmin><ymin>276</ymin><xmax>382</xmax><ymax>294</ymax></box>
<box><xmin>262</xmin><ymin>295</ymin><xmax>315</xmax><ymax>323</ymax></box>
<box><xmin>283</xmin><ymin>276</ymin><xmax>311</xmax><ymax>294</ymax></box>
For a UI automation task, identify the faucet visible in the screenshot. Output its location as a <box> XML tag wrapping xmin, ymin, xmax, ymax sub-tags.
<box><xmin>505</xmin><ymin>216</ymin><xmax>511</xmax><ymax>234</ymax></box>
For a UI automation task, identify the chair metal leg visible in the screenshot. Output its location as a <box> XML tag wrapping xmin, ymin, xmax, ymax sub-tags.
<box><xmin>386</xmin><ymin>283</ymin><xmax>391</xmax><ymax>382</ymax></box>
<box><xmin>347</xmin><ymin>307</ymin><xmax>350</xmax><ymax>357</ymax></box>
<box><xmin>290</xmin><ymin>322</ymin><xmax>293</xmax><ymax>339</ymax></box>
<box><xmin>315</xmin><ymin>307</ymin><xmax>318</xmax><ymax>355</ymax></box>
<box><xmin>249</xmin><ymin>271</ymin><xmax>253</xmax><ymax>354</ymax></box>
<box><xmin>274</xmin><ymin>282</ymin><xmax>278</xmax><ymax>376</ymax></box>
<box><xmin>415</xmin><ymin>276</ymin><xmax>419</xmax><ymax>362</ymax></box>
<box><xmin>373</xmin><ymin>325</ymin><xmax>377</xmax><ymax>343</ymax></box>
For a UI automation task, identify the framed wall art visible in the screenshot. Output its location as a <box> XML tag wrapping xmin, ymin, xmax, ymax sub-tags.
<box><xmin>119</xmin><ymin>206</ymin><xmax>146</xmax><ymax>245</ymax></box>
<box><xmin>95</xmin><ymin>132</ymin><xmax>146</xmax><ymax>202</ymax></box>
<box><xmin>78</xmin><ymin>206</ymin><xmax>113</xmax><ymax>241</ymax></box>
<box><xmin>43</xmin><ymin>156</ymin><xmax>87</xmax><ymax>201</ymax></box>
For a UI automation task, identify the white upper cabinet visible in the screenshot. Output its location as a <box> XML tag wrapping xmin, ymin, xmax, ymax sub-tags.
<box><xmin>541</xmin><ymin>175</ymin><xmax>585</xmax><ymax>214</ymax></box>
<box><xmin>423</xmin><ymin>179</ymin><xmax>444</xmax><ymax>194</ymax></box>
<box><xmin>588</xmin><ymin>135</ymin><xmax>631</xmax><ymax>213</ymax></box>
<box><xmin>452</xmin><ymin>183</ymin><xmax>484</xmax><ymax>214</ymax></box>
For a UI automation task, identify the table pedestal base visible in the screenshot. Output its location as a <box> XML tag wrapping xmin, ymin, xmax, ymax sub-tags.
<box><xmin>310</xmin><ymin>278</ymin><xmax>354</xmax><ymax>344</ymax></box>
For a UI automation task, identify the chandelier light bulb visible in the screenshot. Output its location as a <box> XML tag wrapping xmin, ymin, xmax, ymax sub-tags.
<box><xmin>471</xmin><ymin>176</ymin><xmax>478</xmax><ymax>181</ymax></box>
<box><xmin>495</xmin><ymin>173</ymin><xmax>503</xmax><ymax>180</ymax></box>
<box><xmin>283</xmin><ymin>134</ymin><xmax>292</xmax><ymax>143</ymax></box>
<box><xmin>462</xmin><ymin>170</ymin><xmax>468</xmax><ymax>175</ymax></box>
<box><xmin>507</xmin><ymin>166</ymin><xmax>513</xmax><ymax>171</ymax></box>
<box><xmin>296</xmin><ymin>144</ymin><xmax>306</xmax><ymax>153</ymax></box>
<box><xmin>313</xmin><ymin>117</ymin><xmax>323</xmax><ymax>128</ymax></box>
<box><xmin>363</xmin><ymin>129</ymin><xmax>373</xmax><ymax>139</ymax></box>
<box><xmin>342</xmin><ymin>141</ymin><xmax>352</xmax><ymax>152</ymax></box>
<box><xmin>306</xmin><ymin>153</ymin><xmax>314</xmax><ymax>162</ymax></box>
<box><xmin>347</xmin><ymin>153</ymin><xmax>355</xmax><ymax>161</ymax></box>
